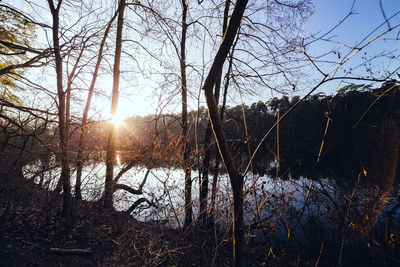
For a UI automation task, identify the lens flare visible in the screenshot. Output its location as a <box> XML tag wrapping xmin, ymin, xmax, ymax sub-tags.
<box><xmin>110</xmin><ymin>113</ymin><xmax>125</xmax><ymax>126</ymax></box>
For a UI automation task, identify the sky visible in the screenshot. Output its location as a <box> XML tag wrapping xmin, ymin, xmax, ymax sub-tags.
<box><xmin>114</xmin><ymin>0</ymin><xmax>400</xmax><ymax>118</ymax></box>
<box><xmin>8</xmin><ymin>0</ymin><xmax>400</xmax><ymax>119</ymax></box>
<box><xmin>302</xmin><ymin>0</ymin><xmax>400</xmax><ymax>94</ymax></box>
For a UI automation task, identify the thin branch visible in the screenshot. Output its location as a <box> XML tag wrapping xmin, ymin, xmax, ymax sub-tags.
<box><xmin>379</xmin><ymin>0</ymin><xmax>391</xmax><ymax>30</ymax></box>
<box><xmin>353</xmin><ymin>83</ymin><xmax>400</xmax><ymax>128</ymax></box>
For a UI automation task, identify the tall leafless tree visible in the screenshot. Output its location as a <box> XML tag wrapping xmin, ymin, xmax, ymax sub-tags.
<box><xmin>199</xmin><ymin>0</ymin><xmax>231</xmax><ymax>228</ymax></box>
<box><xmin>202</xmin><ymin>0</ymin><xmax>248</xmax><ymax>265</ymax></box>
<box><xmin>47</xmin><ymin>0</ymin><xmax>72</xmax><ymax>227</ymax></box>
<box><xmin>104</xmin><ymin>0</ymin><xmax>125</xmax><ymax>210</ymax></box>
<box><xmin>180</xmin><ymin>0</ymin><xmax>194</xmax><ymax>228</ymax></box>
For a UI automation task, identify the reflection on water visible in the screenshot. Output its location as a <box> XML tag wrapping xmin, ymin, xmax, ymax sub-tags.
<box><xmin>22</xmin><ymin>161</ymin><xmax>400</xmax><ymax>244</ymax></box>
<box><xmin>116</xmin><ymin>152</ymin><xmax>121</xmax><ymax>166</ymax></box>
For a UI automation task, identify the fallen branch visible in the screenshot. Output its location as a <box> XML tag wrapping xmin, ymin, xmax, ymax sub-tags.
<box><xmin>113</xmin><ymin>160</ymin><xmax>136</xmax><ymax>183</ymax></box>
<box><xmin>49</xmin><ymin>247</ymin><xmax>94</xmax><ymax>255</ymax></box>
<box><xmin>126</xmin><ymin>197</ymin><xmax>158</xmax><ymax>215</ymax></box>
<box><xmin>115</xmin><ymin>183</ymin><xmax>141</xmax><ymax>195</ymax></box>
<box><xmin>114</xmin><ymin>168</ymin><xmax>151</xmax><ymax>194</ymax></box>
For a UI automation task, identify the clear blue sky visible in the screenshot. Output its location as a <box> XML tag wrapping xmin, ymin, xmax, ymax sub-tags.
<box><xmin>303</xmin><ymin>0</ymin><xmax>400</xmax><ymax>95</ymax></box>
<box><xmin>308</xmin><ymin>0</ymin><xmax>400</xmax><ymax>46</ymax></box>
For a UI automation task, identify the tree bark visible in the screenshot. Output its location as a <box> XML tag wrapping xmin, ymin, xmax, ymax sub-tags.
<box><xmin>64</xmin><ymin>38</ymin><xmax>85</xmax><ymax>200</ymax></box>
<box><xmin>104</xmin><ymin>0</ymin><xmax>125</xmax><ymax>210</ymax></box>
<box><xmin>199</xmin><ymin>120</ymin><xmax>212</xmax><ymax>226</ymax></box>
<box><xmin>48</xmin><ymin>0</ymin><xmax>72</xmax><ymax>228</ymax></box>
<box><xmin>202</xmin><ymin>0</ymin><xmax>248</xmax><ymax>265</ymax></box>
<box><xmin>199</xmin><ymin>0</ymin><xmax>231</xmax><ymax>228</ymax></box>
<box><xmin>209</xmin><ymin>37</ymin><xmax>234</xmax><ymax>226</ymax></box>
<box><xmin>180</xmin><ymin>0</ymin><xmax>193</xmax><ymax>228</ymax></box>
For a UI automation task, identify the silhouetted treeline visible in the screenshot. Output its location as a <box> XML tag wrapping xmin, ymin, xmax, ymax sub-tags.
<box><xmin>160</xmin><ymin>82</ymin><xmax>397</xmax><ymax>185</ymax></box>
<box><xmin>242</xmin><ymin>82</ymin><xmax>400</xmax><ymax>184</ymax></box>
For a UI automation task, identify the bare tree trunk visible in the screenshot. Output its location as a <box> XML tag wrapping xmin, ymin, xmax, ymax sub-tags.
<box><xmin>209</xmin><ymin>39</ymin><xmax>234</xmax><ymax>226</ymax></box>
<box><xmin>104</xmin><ymin>0</ymin><xmax>125</xmax><ymax>210</ymax></box>
<box><xmin>48</xmin><ymin>0</ymin><xmax>72</xmax><ymax>227</ymax></box>
<box><xmin>65</xmin><ymin>38</ymin><xmax>86</xmax><ymax>200</ymax></box>
<box><xmin>199</xmin><ymin>120</ymin><xmax>212</xmax><ymax>226</ymax></box>
<box><xmin>75</xmin><ymin>10</ymin><xmax>119</xmax><ymax>200</ymax></box>
<box><xmin>180</xmin><ymin>0</ymin><xmax>193</xmax><ymax>228</ymax></box>
<box><xmin>202</xmin><ymin>0</ymin><xmax>248</xmax><ymax>265</ymax></box>
<box><xmin>199</xmin><ymin>0</ymin><xmax>231</xmax><ymax>228</ymax></box>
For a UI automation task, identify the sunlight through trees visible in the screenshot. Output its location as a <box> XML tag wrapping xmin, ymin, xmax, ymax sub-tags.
<box><xmin>1</xmin><ymin>0</ymin><xmax>400</xmax><ymax>266</ymax></box>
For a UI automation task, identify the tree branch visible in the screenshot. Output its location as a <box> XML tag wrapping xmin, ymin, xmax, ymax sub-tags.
<box><xmin>125</xmin><ymin>197</ymin><xmax>158</xmax><ymax>215</ymax></box>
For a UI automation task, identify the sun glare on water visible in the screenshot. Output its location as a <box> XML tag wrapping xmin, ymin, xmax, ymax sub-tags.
<box><xmin>116</xmin><ymin>153</ymin><xmax>122</xmax><ymax>165</ymax></box>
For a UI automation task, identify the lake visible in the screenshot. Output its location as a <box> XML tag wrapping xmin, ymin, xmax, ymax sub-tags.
<box><xmin>22</xmin><ymin>156</ymin><xmax>400</xmax><ymax>245</ymax></box>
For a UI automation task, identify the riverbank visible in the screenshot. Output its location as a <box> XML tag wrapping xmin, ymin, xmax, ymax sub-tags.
<box><xmin>0</xmin><ymin>174</ymin><xmax>234</xmax><ymax>266</ymax></box>
<box><xmin>1</xmin><ymin>172</ymin><xmax>399</xmax><ymax>266</ymax></box>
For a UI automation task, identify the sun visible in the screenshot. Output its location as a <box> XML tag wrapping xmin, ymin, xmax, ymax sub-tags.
<box><xmin>110</xmin><ymin>113</ymin><xmax>125</xmax><ymax>126</ymax></box>
<box><xmin>106</xmin><ymin>97</ymin><xmax>153</xmax><ymax>126</ymax></box>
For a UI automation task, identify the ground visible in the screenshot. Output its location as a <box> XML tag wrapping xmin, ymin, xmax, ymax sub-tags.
<box><xmin>0</xmin><ymin>174</ymin><xmax>237</xmax><ymax>266</ymax></box>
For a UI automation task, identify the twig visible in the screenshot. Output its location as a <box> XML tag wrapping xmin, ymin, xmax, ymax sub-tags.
<box><xmin>315</xmin><ymin>242</ymin><xmax>324</xmax><ymax>267</ymax></box>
